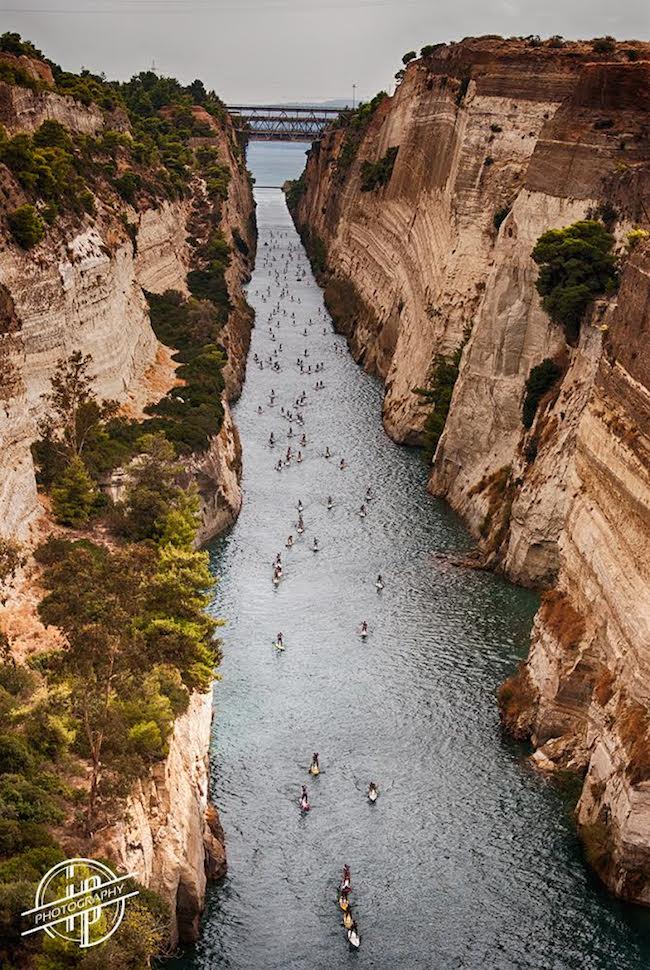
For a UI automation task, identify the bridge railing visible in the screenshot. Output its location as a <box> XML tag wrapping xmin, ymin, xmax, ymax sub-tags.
<box><xmin>227</xmin><ymin>105</ymin><xmax>345</xmax><ymax>141</ymax></box>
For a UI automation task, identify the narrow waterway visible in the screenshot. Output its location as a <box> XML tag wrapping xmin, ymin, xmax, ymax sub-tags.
<box><xmin>171</xmin><ymin>142</ymin><xmax>650</xmax><ymax>970</ymax></box>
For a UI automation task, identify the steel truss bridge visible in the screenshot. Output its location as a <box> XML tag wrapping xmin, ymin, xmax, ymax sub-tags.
<box><xmin>227</xmin><ymin>105</ymin><xmax>343</xmax><ymax>141</ymax></box>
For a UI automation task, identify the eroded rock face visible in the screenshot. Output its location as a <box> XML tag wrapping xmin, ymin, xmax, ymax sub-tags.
<box><xmin>0</xmin><ymin>81</ymin><xmax>255</xmax><ymax>936</ymax></box>
<box><xmin>294</xmin><ymin>37</ymin><xmax>650</xmax><ymax>902</ymax></box>
<box><xmin>193</xmin><ymin>401</ymin><xmax>243</xmax><ymax>545</ymax></box>
<box><xmin>92</xmin><ymin>690</ymin><xmax>227</xmax><ymax>946</ymax></box>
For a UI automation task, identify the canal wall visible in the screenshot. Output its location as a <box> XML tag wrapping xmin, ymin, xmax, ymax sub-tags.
<box><xmin>0</xmin><ymin>55</ymin><xmax>255</xmax><ymax>947</ymax></box>
<box><xmin>290</xmin><ymin>36</ymin><xmax>650</xmax><ymax>904</ymax></box>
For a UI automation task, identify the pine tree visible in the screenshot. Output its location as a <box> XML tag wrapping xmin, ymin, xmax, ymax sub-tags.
<box><xmin>51</xmin><ymin>455</ymin><xmax>95</xmax><ymax>526</ymax></box>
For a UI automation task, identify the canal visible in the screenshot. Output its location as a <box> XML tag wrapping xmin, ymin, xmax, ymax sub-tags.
<box><xmin>171</xmin><ymin>141</ymin><xmax>650</xmax><ymax>970</ymax></box>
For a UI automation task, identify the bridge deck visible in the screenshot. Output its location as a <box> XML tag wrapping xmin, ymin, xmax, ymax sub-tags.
<box><xmin>227</xmin><ymin>104</ymin><xmax>345</xmax><ymax>141</ymax></box>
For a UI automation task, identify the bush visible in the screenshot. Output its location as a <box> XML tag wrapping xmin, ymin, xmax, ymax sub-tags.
<box><xmin>522</xmin><ymin>358</ymin><xmax>562</xmax><ymax>428</ymax></box>
<box><xmin>360</xmin><ymin>146</ymin><xmax>398</xmax><ymax>192</ymax></box>
<box><xmin>415</xmin><ymin>350</ymin><xmax>462</xmax><ymax>458</ymax></box>
<box><xmin>0</xmin><ymin>774</ymin><xmax>64</xmax><ymax>823</ymax></box>
<box><xmin>129</xmin><ymin>291</ymin><xmax>229</xmax><ymax>452</ymax></box>
<box><xmin>627</xmin><ymin>228</ymin><xmax>650</xmax><ymax>251</ymax></box>
<box><xmin>402</xmin><ymin>50</ymin><xmax>417</xmax><ymax>65</ymax></box>
<box><xmin>532</xmin><ymin>220</ymin><xmax>617</xmax><ymax>342</ymax></box>
<box><xmin>0</xmin><ymin>31</ymin><xmax>43</xmax><ymax>58</ymax></box>
<box><xmin>455</xmin><ymin>75</ymin><xmax>470</xmax><ymax>106</ymax></box>
<box><xmin>493</xmin><ymin>206</ymin><xmax>510</xmax><ymax>231</ymax></box>
<box><xmin>51</xmin><ymin>455</ymin><xmax>96</xmax><ymax>526</ymax></box>
<box><xmin>333</xmin><ymin>91</ymin><xmax>388</xmax><ymax>181</ymax></box>
<box><xmin>7</xmin><ymin>204</ymin><xmax>45</xmax><ymax>248</ymax></box>
<box><xmin>114</xmin><ymin>170</ymin><xmax>141</xmax><ymax>204</ymax></box>
<box><xmin>591</xmin><ymin>36</ymin><xmax>616</xmax><ymax>54</ymax></box>
<box><xmin>285</xmin><ymin>171</ymin><xmax>306</xmax><ymax>213</ymax></box>
<box><xmin>420</xmin><ymin>44</ymin><xmax>436</xmax><ymax>57</ymax></box>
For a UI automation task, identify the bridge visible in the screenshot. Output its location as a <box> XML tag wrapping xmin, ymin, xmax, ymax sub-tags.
<box><xmin>227</xmin><ymin>105</ymin><xmax>344</xmax><ymax>142</ymax></box>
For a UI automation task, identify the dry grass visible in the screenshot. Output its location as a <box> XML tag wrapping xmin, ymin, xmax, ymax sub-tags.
<box><xmin>497</xmin><ymin>662</ymin><xmax>536</xmax><ymax>739</ymax></box>
<box><xmin>593</xmin><ymin>668</ymin><xmax>616</xmax><ymax>707</ymax></box>
<box><xmin>617</xmin><ymin>697</ymin><xmax>650</xmax><ymax>785</ymax></box>
<box><xmin>538</xmin><ymin>589</ymin><xmax>586</xmax><ymax>651</ymax></box>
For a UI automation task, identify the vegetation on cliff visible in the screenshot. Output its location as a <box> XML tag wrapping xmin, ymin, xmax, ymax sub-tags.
<box><xmin>0</xmin><ymin>32</ymin><xmax>243</xmax><ymax>248</ymax></box>
<box><xmin>360</xmin><ymin>146</ymin><xmax>399</xmax><ymax>193</ymax></box>
<box><xmin>333</xmin><ymin>91</ymin><xmax>388</xmax><ymax>182</ymax></box>
<box><xmin>532</xmin><ymin>220</ymin><xmax>618</xmax><ymax>342</ymax></box>
<box><xmin>414</xmin><ymin>334</ymin><xmax>469</xmax><ymax>458</ymax></box>
<box><xmin>0</xmin><ymin>439</ymin><xmax>217</xmax><ymax>966</ymax></box>
<box><xmin>522</xmin><ymin>358</ymin><xmax>563</xmax><ymax>429</ymax></box>
<box><xmin>0</xmin><ymin>32</ymin><xmax>242</xmax><ymax>968</ymax></box>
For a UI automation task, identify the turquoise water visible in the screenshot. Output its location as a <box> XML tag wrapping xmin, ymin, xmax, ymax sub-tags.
<box><xmin>167</xmin><ymin>142</ymin><xmax>650</xmax><ymax>969</ymax></box>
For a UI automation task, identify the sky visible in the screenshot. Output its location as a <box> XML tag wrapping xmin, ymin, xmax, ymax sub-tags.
<box><xmin>2</xmin><ymin>0</ymin><xmax>649</xmax><ymax>104</ymax></box>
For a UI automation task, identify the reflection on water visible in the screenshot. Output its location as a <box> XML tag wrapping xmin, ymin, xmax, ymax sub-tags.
<box><xmin>167</xmin><ymin>142</ymin><xmax>650</xmax><ymax>970</ymax></box>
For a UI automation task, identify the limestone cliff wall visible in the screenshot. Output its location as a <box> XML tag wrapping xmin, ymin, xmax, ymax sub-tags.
<box><xmin>294</xmin><ymin>37</ymin><xmax>650</xmax><ymax>903</ymax></box>
<box><xmin>0</xmin><ymin>86</ymin><xmax>255</xmax><ymax>542</ymax></box>
<box><xmin>93</xmin><ymin>690</ymin><xmax>226</xmax><ymax>946</ymax></box>
<box><xmin>0</xmin><ymin>79</ymin><xmax>255</xmax><ymax>939</ymax></box>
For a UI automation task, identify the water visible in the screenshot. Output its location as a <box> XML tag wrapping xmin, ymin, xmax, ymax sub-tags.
<box><xmin>169</xmin><ymin>142</ymin><xmax>650</xmax><ymax>969</ymax></box>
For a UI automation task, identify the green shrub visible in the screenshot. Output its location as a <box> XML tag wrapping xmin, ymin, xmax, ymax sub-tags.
<box><xmin>415</xmin><ymin>349</ymin><xmax>463</xmax><ymax>458</ymax></box>
<box><xmin>627</xmin><ymin>228</ymin><xmax>650</xmax><ymax>251</ymax></box>
<box><xmin>402</xmin><ymin>50</ymin><xmax>417</xmax><ymax>65</ymax></box>
<box><xmin>0</xmin><ymin>31</ymin><xmax>43</xmax><ymax>58</ymax></box>
<box><xmin>591</xmin><ymin>36</ymin><xmax>616</xmax><ymax>54</ymax></box>
<box><xmin>0</xmin><ymin>61</ymin><xmax>40</xmax><ymax>90</ymax></box>
<box><xmin>0</xmin><ymin>735</ymin><xmax>33</xmax><ymax>776</ymax></box>
<box><xmin>420</xmin><ymin>44</ymin><xmax>436</xmax><ymax>57</ymax></box>
<box><xmin>285</xmin><ymin>171</ymin><xmax>306</xmax><ymax>213</ymax></box>
<box><xmin>360</xmin><ymin>146</ymin><xmax>399</xmax><ymax>192</ymax></box>
<box><xmin>0</xmin><ymin>774</ymin><xmax>64</xmax><ymax>823</ymax></box>
<box><xmin>7</xmin><ymin>204</ymin><xmax>45</xmax><ymax>248</ymax></box>
<box><xmin>456</xmin><ymin>75</ymin><xmax>470</xmax><ymax>106</ymax></box>
<box><xmin>493</xmin><ymin>205</ymin><xmax>510</xmax><ymax>231</ymax></box>
<box><xmin>114</xmin><ymin>170</ymin><xmax>141</xmax><ymax>204</ymax></box>
<box><xmin>51</xmin><ymin>455</ymin><xmax>96</xmax><ymax>526</ymax></box>
<box><xmin>134</xmin><ymin>290</ymin><xmax>228</xmax><ymax>452</ymax></box>
<box><xmin>334</xmin><ymin>91</ymin><xmax>387</xmax><ymax>181</ymax></box>
<box><xmin>32</xmin><ymin>120</ymin><xmax>72</xmax><ymax>151</ymax></box>
<box><xmin>522</xmin><ymin>358</ymin><xmax>562</xmax><ymax>428</ymax></box>
<box><xmin>532</xmin><ymin>220</ymin><xmax>618</xmax><ymax>341</ymax></box>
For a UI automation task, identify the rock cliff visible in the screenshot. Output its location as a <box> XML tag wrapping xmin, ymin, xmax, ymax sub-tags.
<box><xmin>93</xmin><ymin>690</ymin><xmax>225</xmax><ymax>946</ymax></box>
<box><xmin>0</xmin><ymin>78</ymin><xmax>255</xmax><ymax>543</ymax></box>
<box><xmin>0</xmin><ymin>64</ymin><xmax>255</xmax><ymax>946</ymax></box>
<box><xmin>292</xmin><ymin>36</ymin><xmax>650</xmax><ymax>903</ymax></box>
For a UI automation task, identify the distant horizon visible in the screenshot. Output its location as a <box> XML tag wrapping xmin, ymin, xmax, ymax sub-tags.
<box><xmin>3</xmin><ymin>0</ymin><xmax>648</xmax><ymax>104</ymax></box>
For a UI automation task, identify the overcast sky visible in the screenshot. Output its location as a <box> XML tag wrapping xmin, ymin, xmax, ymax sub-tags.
<box><xmin>2</xmin><ymin>0</ymin><xmax>648</xmax><ymax>103</ymax></box>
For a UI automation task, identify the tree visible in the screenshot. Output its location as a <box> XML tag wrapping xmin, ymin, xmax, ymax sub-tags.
<box><xmin>532</xmin><ymin>220</ymin><xmax>618</xmax><ymax>342</ymax></box>
<box><xmin>33</xmin><ymin>351</ymin><xmax>117</xmax><ymax>488</ymax></box>
<box><xmin>118</xmin><ymin>433</ymin><xmax>192</xmax><ymax>542</ymax></box>
<box><xmin>8</xmin><ymin>205</ymin><xmax>45</xmax><ymax>249</ymax></box>
<box><xmin>420</xmin><ymin>45</ymin><xmax>436</xmax><ymax>57</ymax></box>
<box><xmin>37</xmin><ymin>541</ymin><xmax>155</xmax><ymax>832</ymax></box>
<box><xmin>0</xmin><ymin>538</ymin><xmax>25</xmax><ymax>598</ymax></box>
<box><xmin>188</xmin><ymin>78</ymin><xmax>207</xmax><ymax>104</ymax></box>
<box><xmin>51</xmin><ymin>456</ymin><xmax>96</xmax><ymax>526</ymax></box>
<box><xmin>402</xmin><ymin>50</ymin><xmax>417</xmax><ymax>65</ymax></box>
